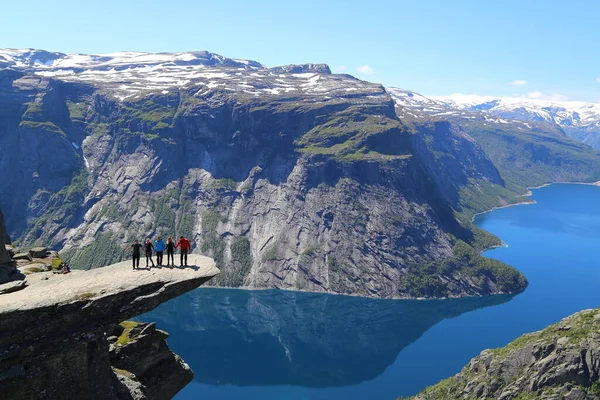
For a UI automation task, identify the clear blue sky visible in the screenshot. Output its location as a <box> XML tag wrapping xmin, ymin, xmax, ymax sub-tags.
<box><xmin>2</xmin><ymin>0</ymin><xmax>599</xmax><ymax>101</ymax></box>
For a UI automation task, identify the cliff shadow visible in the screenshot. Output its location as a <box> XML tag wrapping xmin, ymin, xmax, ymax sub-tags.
<box><xmin>139</xmin><ymin>288</ymin><xmax>514</xmax><ymax>388</ymax></box>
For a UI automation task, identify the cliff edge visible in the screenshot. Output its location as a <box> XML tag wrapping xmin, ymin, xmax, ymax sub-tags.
<box><xmin>0</xmin><ymin>254</ymin><xmax>219</xmax><ymax>400</ymax></box>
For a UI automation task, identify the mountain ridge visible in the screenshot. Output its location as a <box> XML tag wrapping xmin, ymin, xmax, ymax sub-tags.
<box><xmin>5</xmin><ymin>48</ymin><xmax>600</xmax><ymax>299</ymax></box>
<box><xmin>391</xmin><ymin>88</ymin><xmax>600</xmax><ymax>149</ymax></box>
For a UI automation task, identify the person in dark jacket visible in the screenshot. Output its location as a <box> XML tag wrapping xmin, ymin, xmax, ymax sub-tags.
<box><xmin>166</xmin><ymin>237</ymin><xmax>176</xmax><ymax>266</ymax></box>
<box><xmin>129</xmin><ymin>239</ymin><xmax>143</xmax><ymax>269</ymax></box>
<box><xmin>175</xmin><ymin>236</ymin><xmax>191</xmax><ymax>267</ymax></box>
<box><xmin>144</xmin><ymin>238</ymin><xmax>155</xmax><ymax>267</ymax></box>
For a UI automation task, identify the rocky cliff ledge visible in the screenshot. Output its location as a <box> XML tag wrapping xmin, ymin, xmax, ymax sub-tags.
<box><xmin>0</xmin><ymin>254</ymin><xmax>218</xmax><ymax>400</ymax></box>
<box><xmin>410</xmin><ymin>308</ymin><xmax>600</xmax><ymax>400</ymax></box>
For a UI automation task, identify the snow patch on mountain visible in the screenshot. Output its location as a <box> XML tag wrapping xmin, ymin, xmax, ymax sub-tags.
<box><xmin>389</xmin><ymin>88</ymin><xmax>600</xmax><ymax>149</ymax></box>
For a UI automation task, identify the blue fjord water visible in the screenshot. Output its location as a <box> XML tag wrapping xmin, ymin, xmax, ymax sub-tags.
<box><xmin>140</xmin><ymin>183</ymin><xmax>600</xmax><ymax>399</ymax></box>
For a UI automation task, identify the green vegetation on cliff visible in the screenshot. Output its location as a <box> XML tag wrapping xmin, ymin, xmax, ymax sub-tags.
<box><xmin>405</xmin><ymin>240</ymin><xmax>527</xmax><ymax>298</ymax></box>
<box><xmin>408</xmin><ymin>308</ymin><xmax>600</xmax><ymax>400</ymax></box>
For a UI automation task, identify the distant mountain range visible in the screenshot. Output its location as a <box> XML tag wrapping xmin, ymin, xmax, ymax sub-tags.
<box><xmin>389</xmin><ymin>88</ymin><xmax>600</xmax><ymax>149</ymax></box>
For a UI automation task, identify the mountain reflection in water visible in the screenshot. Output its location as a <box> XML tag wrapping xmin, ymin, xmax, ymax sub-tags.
<box><xmin>139</xmin><ymin>288</ymin><xmax>513</xmax><ymax>388</ymax></box>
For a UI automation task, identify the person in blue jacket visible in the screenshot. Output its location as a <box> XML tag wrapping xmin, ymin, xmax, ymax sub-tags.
<box><xmin>154</xmin><ymin>236</ymin><xmax>166</xmax><ymax>266</ymax></box>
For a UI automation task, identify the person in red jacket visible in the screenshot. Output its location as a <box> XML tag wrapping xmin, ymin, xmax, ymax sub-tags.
<box><xmin>175</xmin><ymin>236</ymin><xmax>191</xmax><ymax>267</ymax></box>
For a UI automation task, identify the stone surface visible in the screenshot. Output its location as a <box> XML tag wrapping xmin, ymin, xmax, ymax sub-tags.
<box><xmin>0</xmin><ymin>254</ymin><xmax>218</xmax><ymax>400</ymax></box>
<box><xmin>12</xmin><ymin>252</ymin><xmax>32</xmax><ymax>261</ymax></box>
<box><xmin>20</xmin><ymin>262</ymin><xmax>49</xmax><ymax>273</ymax></box>
<box><xmin>412</xmin><ymin>308</ymin><xmax>600</xmax><ymax>399</ymax></box>
<box><xmin>0</xmin><ymin>279</ymin><xmax>27</xmax><ymax>294</ymax></box>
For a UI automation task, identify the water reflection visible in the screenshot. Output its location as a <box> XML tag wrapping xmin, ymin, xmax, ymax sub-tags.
<box><xmin>140</xmin><ymin>288</ymin><xmax>513</xmax><ymax>388</ymax></box>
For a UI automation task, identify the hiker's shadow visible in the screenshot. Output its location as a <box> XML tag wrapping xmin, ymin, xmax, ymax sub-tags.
<box><xmin>135</xmin><ymin>267</ymin><xmax>151</xmax><ymax>271</ymax></box>
<box><xmin>175</xmin><ymin>264</ymin><xmax>200</xmax><ymax>271</ymax></box>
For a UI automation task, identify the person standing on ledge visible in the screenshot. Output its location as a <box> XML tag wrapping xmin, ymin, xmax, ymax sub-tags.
<box><xmin>176</xmin><ymin>236</ymin><xmax>191</xmax><ymax>267</ymax></box>
<box><xmin>154</xmin><ymin>236</ymin><xmax>166</xmax><ymax>266</ymax></box>
<box><xmin>144</xmin><ymin>238</ymin><xmax>155</xmax><ymax>267</ymax></box>
<box><xmin>166</xmin><ymin>236</ymin><xmax>175</xmax><ymax>267</ymax></box>
<box><xmin>129</xmin><ymin>239</ymin><xmax>143</xmax><ymax>269</ymax></box>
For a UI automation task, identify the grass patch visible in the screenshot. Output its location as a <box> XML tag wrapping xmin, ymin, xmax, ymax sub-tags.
<box><xmin>51</xmin><ymin>257</ymin><xmax>64</xmax><ymax>270</ymax></box>
<box><xmin>113</xmin><ymin>368</ymin><xmax>135</xmax><ymax>379</ymax></box>
<box><xmin>209</xmin><ymin>178</ymin><xmax>238</xmax><ymax>191</ymax></box>
<box><xmin>116</xmin><ymin>321</ymin><xmax>140</xmax><ymax>346</ymax></box>
<box><xmin>71</xmin><ymin>292</ymin><xmax>97</xmax><ymax>301</ymax></box>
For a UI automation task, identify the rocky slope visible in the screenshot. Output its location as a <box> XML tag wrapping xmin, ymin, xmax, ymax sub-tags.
<box><xmin>0</xmin><ymin>253</ymin><xmax>218</xmax><ymax>399</ymax></box>
<box><xmin>4</xmin><ymin>49</ymin><xmax>598</xmax><ymax>298</ymax></box>
<box><xmin>410</xmin><ymin>308</ymin><xmax>600</xmax><ymax>400</ymax></box>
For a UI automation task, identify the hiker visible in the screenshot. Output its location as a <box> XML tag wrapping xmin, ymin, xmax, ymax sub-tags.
<box><xmin>53</xmin><ymin>262</ymin><xmax>71</xmax><ymax>274</ymax></box>
<box><xmin>175</xmin><ymin>236</ymin><xmax>191</xmax><ymax>266</ymax></box>
<box><xmin>154</xmin><ymin>236</ymin><xmax>166</xmax><ymax>266</ymax></box>
<box><xmin>129</xmin><ymin>239</ymin><xmax>143</xmax><ymax>269</ymax></box>
<box><xmin>166</xmin><ymin>237</ymin><xmax>175</xmax><ymax>266</ymax></box>
<box><xmin>61</xmin><ymin>262</ymin><xmax>71</xmax><ymax>274</ymax></box>
<box><xmin>144</xmin><ymin>238</ymin><xmax>155</xmax><ymax>267</ymax></box>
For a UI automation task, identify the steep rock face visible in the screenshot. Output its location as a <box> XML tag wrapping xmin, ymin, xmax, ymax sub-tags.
<box><xmin>407</xmin><ymin>119</ymin><xmax>508</xmax><ymax>214</ymax></box>
<box><xmin>0</xmin><ymin>207</ymin><xmax>24</xmax><ymax>286</ymax></box>
<box><xmin>0</xmin><ymin>50</ymin><xmax>529</xmax><ymax>298</ymax></box>
<box><xmin>411</xmin><ymin>308</ymin><xmax>600</xmax><ymax>400</ymax></box>
<box><xmin>0</xmin><ymin>255</ymin><xmax>218</xmax><ymax>400</ymax></box>
<box><xmin>109</xmin><ymin>321</ymin><xmax>194</xmax><ymax>400</ymax></box>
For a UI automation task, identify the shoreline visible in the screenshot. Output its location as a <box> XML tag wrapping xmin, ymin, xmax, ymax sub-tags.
<box><xmin>471</xmin><ymin>180</ymin><xmax>600</xmax><ymax>224</ymax></box>
<box><xmin>474</xmin><ymin>180</ymin><xmax>600</xmax><ymax>253</ymax></box>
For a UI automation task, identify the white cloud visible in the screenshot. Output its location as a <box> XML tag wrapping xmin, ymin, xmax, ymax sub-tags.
<box><xmin>356</xmin><ymin>65</ymin><xmax>374</xmax><ymax>75</ymax></box>
<box><xmin>596</xmin><ymin>77</ymin><xmax>600</xmax><ymax>83</ymax></box>
<box><xmin>334</xmin><ymin>65</ymin><xmax>347</xmax><ymax>73</ymax></box>
<box><xmin>511</xmin><ymin>79</ymin><xmax>527</xmax><ymax>86</ymax></box>
<box><xmin>526</xmin><ymin>91</ymin><xmax>568</xmax><ymax>101</ymax></box>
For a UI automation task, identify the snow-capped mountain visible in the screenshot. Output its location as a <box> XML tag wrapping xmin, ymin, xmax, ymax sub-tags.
<box><xmin>0</xmin><ymin>48</ymin><xmax>346</xmax><ymax>101</ymax></box>
<box><xmin>388</xmin><ymin>88</ymin><xmax>600</xmax><ymax>149</ymax></box>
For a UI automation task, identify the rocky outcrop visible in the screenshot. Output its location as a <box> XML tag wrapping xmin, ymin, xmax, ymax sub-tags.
<box><xmin>0</xmin><ymin>254</ymin><xmax>218</xmax><ymax>400</ymax></box>
<box><xmin>0</xmin><ymin>208</ymin><xmax>10</xmax><ymax>265</ymax></box>
<box><xmin>411</xmin><ymin>308</ymin><xmax>600</xmax><ymax>400</ymax></box>
<box><xmin>0</xmin><ymin>207</ymin><xmax>24</xmax><ymax>286</ymax></box>
<box><xmin>109</xmin><ymin>321</ymin><xmax>194</xmax><ymax>400</ymax></box>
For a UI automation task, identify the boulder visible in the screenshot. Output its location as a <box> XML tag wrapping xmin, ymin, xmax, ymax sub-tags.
<box><xmin>5</xmin><ymin>245</ymin><xmax>16</xmax><ymax>258</ymax></box>
<box><xmin>29</xmin><ymin>247</ymin><xmax>48</xmax><ymax>259</ymax></box>
<box><xmin>12</xmin><ymin>253</ymin><xmax>32</xmax><ymax>261</ymax></box>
